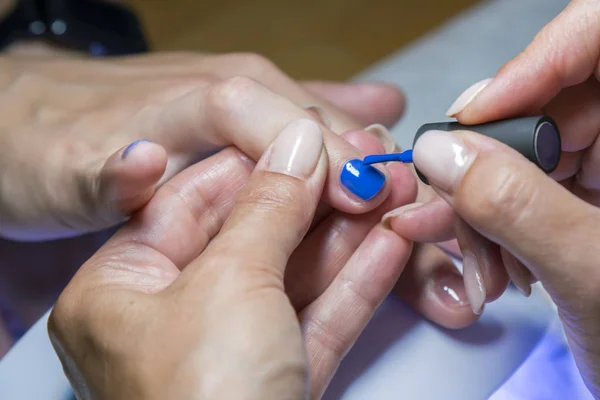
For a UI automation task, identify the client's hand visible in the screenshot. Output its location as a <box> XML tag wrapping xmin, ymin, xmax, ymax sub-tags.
<box><xmin>48</xmin><ymin>120</ymin><xmax>413</xmax><ymax>399</ymax></box>
<box><xmin>0</xmin><ymin>52</ymin><xmax>404</xmax><ymax>240</ymax></box>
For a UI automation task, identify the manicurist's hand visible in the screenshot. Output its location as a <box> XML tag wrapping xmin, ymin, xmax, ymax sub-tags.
<box><xmin>48</xmin><ymin>119</ymin><xmax>414</xmax><ymax>400</ymax></box>
<box><xmin>386</xmin><ymin>1</ymin><xmax>600</xmax><ymax>396</ymax></box>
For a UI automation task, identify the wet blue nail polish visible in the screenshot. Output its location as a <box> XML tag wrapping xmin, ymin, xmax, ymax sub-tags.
<box><xmin>122</xmin><ymin>139</ymin><xmax>151</xmax><ymax>159</ymax></box>
<box><xmin>340</xmin><ymin>159</ymin><xmax>386</xmax><ymax>201</ymax></box>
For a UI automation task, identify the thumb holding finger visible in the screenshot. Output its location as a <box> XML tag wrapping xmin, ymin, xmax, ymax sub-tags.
<box><xmin>412</xmin><ymin>129</ymin><xmax>600</xmax><ymax>308</ymax></box>
<box><xmin>413</xmin><ymin>129</ymin><xmax>600</xmax><ymax>396</ymax></box>
<box><xmin>175</xmin><ymin>118</ymin><xmax>328</xmax><ymax>399</ymax></box>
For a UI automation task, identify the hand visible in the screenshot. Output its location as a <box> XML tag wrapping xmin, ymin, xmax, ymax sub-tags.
<box><xmin>386</xmin><ymin>1</ymin><xmax>600</xmax><ymax>396</ymax></box>
<box><xmin>0</xmin><ymin>51</ymin><xmax>404</xmax><ymax>240</ymax></box>
<box><xmin>48</xmin><ymin>120</ymin><xmax>413</xmax><ymax>399</ymax></box>
<box><xmin>0</xmin><ymin>50</ymin><xmax>473</xmax><ymax>356</ymax></box>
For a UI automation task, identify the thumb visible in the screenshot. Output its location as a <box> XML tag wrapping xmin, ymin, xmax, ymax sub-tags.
<box><xmin>74</xmin><ymin>140</ymin><xmax>168</xmax><ymax>232</ymax></box>
<box><xmin>181</xmin><ymin>118</ymin><xmax>327</xmax><ymax>287</ymax></box>
<box><xmin>412</xmin><ymin>129</ymin><xmax>600</xmax><ymax>304</ymax></box>
<box><xmin>447</xmin><ymin>0</ymin><xmax>600</xmax><ymax>123</ymax></box>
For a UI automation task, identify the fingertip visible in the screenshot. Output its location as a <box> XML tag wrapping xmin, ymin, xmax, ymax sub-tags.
<box><xmin>103</xmin><ymin>140</ymin><xmax>168</xmax><ymax>214</ymax></box>
<box><xmin>385</xmin><ymin>199</ymin><xmax>455</xmax><ymax>243</ymax></box>
<box><xmin>393</xmin><ymin>244</ymin><xmax>479</xmax><ymax>330</ymax></box>
<box><xmin>325</xmin><ymin>130</ymin><xmax>392</xmax><ymax>213</ymax></box>
<box><xmin>118</xmin><ymin>140</ymin><xmax>168</xmax><ymax>177</ymax></box>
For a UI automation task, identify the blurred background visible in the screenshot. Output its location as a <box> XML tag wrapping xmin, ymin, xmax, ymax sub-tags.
<box><xmin>126</xmin><ymin>0</ymin><xmax>479</xmax><ymax>80</ymax></box>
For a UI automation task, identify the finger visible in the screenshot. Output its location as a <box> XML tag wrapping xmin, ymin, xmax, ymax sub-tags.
<box><xmin>186</xmin><ymin>119</ymin><xmax>327</xmax><ymax>287</ymax></box>
<box><xmin>299</xmin><ymin>224</ymin><xmax>412</xmax><ymax>400</ymax></box>
<box><xmin>412</xmin><ymin>129</ymin><xmax>600</xmax><ymax>304</ymax></box>
<box><xmin>286</xmin><ymin>162</ymin><xmax>417</xmax><ymax>311</ymax></box>
<box><xmin>301</xmin><ymin>81</ymin><xmax>405</xmax><ymax>128</ymax></box>
<box><xmin>454</xmin><ymin>219</ymin><xmax>509</xmax><ymax>315</ymax></box>
<box><xmin>310</xmin><ymin>127</ymin><xmax>394</xmax><ymax>230</ymax></box>
<box><xmin>544</xmin><ymin>78</ymin><xmax>600</xmax><ymax>152</ymax></box>
<box><xmin>578</xmin><ymin>133</ymin><xmax>600</xmax><ymax>191</ymax></box>
<box><xmin>393</xmin><ymin>243</ymin><xmax>478</xmax><ymax>329</ymax></box>
<box><xmin>189</xmin><ymin>53</ymin><xmax>404</xmax><ymax>133</ymax></box>
<box><xmin>499</xmin><ymin>247</ymin><xmax>533</xmax><ymax>297</ymax></box>
<box><xmin>450</xmin><ymin>0</ymin><xmax>600</xmax><ymax>123</ymax></box>
<box><xmin>8</xmin><ymin>139</ymin><xmax>169</xmax><ymax>240</ymax></box>
<box><xmin>97</xmin><ymin>140</ymin><xmax>168</xmax><ymax>217</ymax></box>
<box><xmin>151</xmin><ymin>77</ymin><xmax>393</xmax><ymax>212</ymax></box>
<box><xmin>548</xmin><ymin>150</ymin><xmax>582</xmax><ymax>182</ymax></box>
<box><xmin>101</xmin><ymin>147</ymin><xmax>254</xmax><ymax>281</ymax></box>
<box><xmin>382</xmin><ymin>198</ymin><xmax>456</xmax><ymax>243</ymax></box>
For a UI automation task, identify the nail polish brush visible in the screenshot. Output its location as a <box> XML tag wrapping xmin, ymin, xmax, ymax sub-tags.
<box><xmin>362</xmin><ymin>116</ymin><xmax>561</xmax><ymax>184</ymax></box>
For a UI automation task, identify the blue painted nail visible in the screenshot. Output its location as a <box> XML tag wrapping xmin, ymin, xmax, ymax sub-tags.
<box><xmin>340</xmin><ymin>158</ymin><xmax>386</xmax><ymax>201</ymax></box>
<box><xmin>122</xmin><ymin>139</ymin><xmax>151</xmax><ymax>159</ymax></box>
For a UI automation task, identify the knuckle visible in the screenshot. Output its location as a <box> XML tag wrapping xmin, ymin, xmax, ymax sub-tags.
<box><xmin>302</xmin><ymin>314</ymin><xmax>347</xmax><ymax>361</ymax></box>
<box><xmin>461</xmin><ymin>161</ymin><xmax>537</xmax><ymax>228</ymax></box>
<box><xmin>207</xmin><ymin>75</ymin><xmax>262</xmax><ymax>116</ymax></box>
<box><xmin>228</xmin><ymin>52</ymin><xmax>280</xmax><ymax>77</ymax></box>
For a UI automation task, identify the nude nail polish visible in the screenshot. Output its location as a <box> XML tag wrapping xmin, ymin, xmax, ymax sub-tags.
<box><xmin>432</xmin><ymin>269</ymin><xmax>470</xmax><ymax>309</ymax></box>
<box><xmin>462</xmin><ymin>250</ymin><xmax>486</xmax><ymax>315</ymax></box>
<box><xmin>365</xmin><ymin>124</ymin><xmax>397</xmax><ymax>153</ymax></box>
<box><xmin>500</xmin><ymin>248</ymin><xmax>532</xmax><ymax>297</ymax></box>
<box><xmin>381</xmin><ymin>203</ymin><xmax>425</xmax><ymax>228</ymax></box>
<box><xmin>412</xmin><ymin>130</ymin><xmax>477</xmax><ymax>193</ymax></box>
<box><xmin>446</xmin><ymin>78</ymin><xmax>492</xmax><ymax>117</ymax></box>
<box><xmin>267</xmin><ymin>118</ymin><xmax>323</xmax><ymax>179</ymax></box>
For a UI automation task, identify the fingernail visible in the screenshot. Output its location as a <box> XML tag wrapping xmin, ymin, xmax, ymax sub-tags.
<box><xmin>304</xmin><ymin>105</ymin><xmax>331</xmax><ymax>129</ymax></box>
<box><xmin>267</xmin><ymin>118</ymin><xmax>323</xmax><ymax>179</ymax></box>
<box><xmin>381</xmin><ymin>202</ymin><xmax>425</xmax><ymax>229</ymax></box>
<box><xmin>122</xmin><ymin>139</ymin><xmax>152</xmax><ymax>159</ymax></box>
<box><xmin>413</xmin><ymin>130</ymin><xmax>476</xmax><ymax>193</ymax></box>
<box><xmin>340</xmin><ymin>159</ymin><xmax>386</xmax><ymax>201</ymax></box>
<box><xmin>462</xmin><ymin>250</ymin><xmax>486</xmax><ymax>315</ymax></box>
<box><xmin>431</xmin><ymin>268</ymin><xmax>470</xmax><ymax>309</ymax></box>
<box><xmin>365</xmin><ymin>124</ymin><xmax>397</xmax><ymax>153</ymax></box>
<box><xmin>446</xmin><ymin>78</ymin><xmax>492</xmax><ymax>117</ymax></box>
<box><xmin>500</xmin><ymin>248</ymin><xmax>532</xmax><ymax>297</ymax></box>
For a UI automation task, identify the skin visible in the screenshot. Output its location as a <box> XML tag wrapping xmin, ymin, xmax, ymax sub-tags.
<box><xmin>0</xmin><ymin>49</ymin><xmax>409</xmax><ymax>349</ymax></box>
<box><xmin>48</xmin><ymin>122</ymin><xmax>413</xmax><ymax>400</ymax></box>
<box><xmin>387</xmin><ymin>0</ymin><xmax>600</xmax><ymax>397</ymax></box>
<box><xmin>0</xmin><ymin>48</ymin><xmax>476</xmax><ymax>364</ymax></box>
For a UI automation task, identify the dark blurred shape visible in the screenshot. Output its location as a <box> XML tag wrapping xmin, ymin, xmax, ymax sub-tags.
<box><xmin>0</xmin><ymin>0</ymin><xmax>148</xmax><ymax>56</ymax></box>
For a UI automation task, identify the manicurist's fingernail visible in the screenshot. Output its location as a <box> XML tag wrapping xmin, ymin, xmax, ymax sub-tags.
<box><xmin>500</xmin><ymin>248</ymin><xmax>532</xmax><ymax>297</ymax></box>
<box><xmin>267</xmin><ymin>118</ymin><xmax>323</xmax><ymax>179</ymax></box>
<box><xmin>431</xmin><ymin>268</ymin><xmax>470</xmax><ymax>309</ymax></box>
<box><xmin>446</xmin><ymin>78</ymin><xmax>492</xmax><ymax>117</ymax></box>
<box><xmin>122</xmin><ymin>139</ymin><xmax>152</xmax><ymax>159</ymax></box>
<box><xmin>463</xmin><ymin>250</ymin><xmax>486</xmax><ymax>315</ymax></box>
<box><xmin>365</xmin><ymin>124</ymin><xmax>397</xmax><ymax>153</ymax></box>
<box><xmin>381</xmin><ymin>203</ymin><xmax>425</xmax><ymax>228</ymax></box>
<box><xmin>413</xmin><ymin>130</ymin><xmax>477</xmax><ymax>193</ymax></box>
<box><xmin>340</xmin><ymin>159</ymin><xmax>386</xmax><ymax>201</ymax></box>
